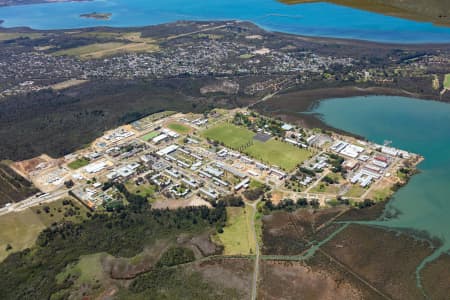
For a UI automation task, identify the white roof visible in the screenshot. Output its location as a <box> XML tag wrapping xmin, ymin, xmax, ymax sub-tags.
<box><xmin>157</xmin><ymin>145</ymin><xmax>178</xmax><ymax>156</ymax></box>
<box><xmin>84</xmin><ymin>161</ymin><xmax>107</xmax><ymax>174</ymax></box>
<box><xmin>152</xmin><ymin>133</ymin><xmax>168</xmax><ymax>143</ymax></box>
<box><xmin>282</xmin><ymin>124</ymin><xmax>294</xmax><ymax>131</ymax></box>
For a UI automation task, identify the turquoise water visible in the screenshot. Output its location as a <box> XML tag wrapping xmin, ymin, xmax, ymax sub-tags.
<box><xmin>1</xmin><ymin>0</ymin><xmax>450</xmax><ymax>43</ymax></box>
<box><xmin>312</xmin><ymin>96</ymin><xmax>450</xmax><ymax>292</ymax></box>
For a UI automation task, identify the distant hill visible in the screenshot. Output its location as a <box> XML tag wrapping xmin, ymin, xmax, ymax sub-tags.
<box><xmin>280</xmin><ymin>0</ymin><xmax>450</xmax><ymax>26</ymax></box>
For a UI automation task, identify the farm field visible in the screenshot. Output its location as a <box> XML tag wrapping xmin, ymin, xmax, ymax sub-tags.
<box><xmin>245</xmin><ymin>139</ymin><xmax>311</xmax><ymax>171</ymax></box>
<box><xmin>216</xmin><ymin>206</ymin><xmax>255</xmax><ymax>255</ymax></box>
<box><xmin>202</xmin><ymin>123</ymin><xmax>254</xmax><ymax>150</ymax></box>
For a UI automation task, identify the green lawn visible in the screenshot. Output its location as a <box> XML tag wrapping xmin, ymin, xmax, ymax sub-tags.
<box><xmin>68</xmin><ymin>157</ymin><xmax>90</xmax><ymax>170</ymax></box>
<box><xmin>140</xmin><ymin>131</ymin><xmax>159</xmax><ymax>141</ymax></box>
<box><xmin>215</xmin><ymin>206</ymin><xmax>255</xmax><ymax>255</ymax></box>
<box><xmin>344</xmin><ymin>185</ymin><xmax>367</xmax><ymax>198</ymax></box>
<box><xmin>311</xmin><ymin>182</ymin><xmax>340</xmax><ymax>194</ymax></box>
<box><xmin>444</xmin><ymin>74</ymin><xmax>450</xmax><ymax>89</ymax></box>
<box><xmin>245</xmin><ymin>139</ymin><xmax>311</xmax><ymax>171</ymax></box>
<box><xmin>202</xmin><ymin>123</ymin><xmax>255</xmax><ymax>150</ymax></box>
<box><xmin>125</xmin><ymin>181</ymin><xmax>156</xmax><ymax>199</ymax></box>
<box><xmin>167</xmin><ymin>122</ymin><xmax>190</xmax><ymax>134</ymax></box>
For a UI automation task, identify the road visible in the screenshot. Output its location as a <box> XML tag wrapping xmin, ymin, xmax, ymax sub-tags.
<box><xmin>0</xmin><ymin>188</ymin><xmax>70</xmax><ymax>216</ymax></box>
<box><xmin>247</xmin><ymin>200</ymin><xmax>260</xmax><ymax>300</ymax></box>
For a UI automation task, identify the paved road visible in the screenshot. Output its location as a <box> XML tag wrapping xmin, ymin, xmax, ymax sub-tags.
<box><xmin>0</xmin><ymin>188</ymin><xmax>70</xmax><ymax>216</ymax></box>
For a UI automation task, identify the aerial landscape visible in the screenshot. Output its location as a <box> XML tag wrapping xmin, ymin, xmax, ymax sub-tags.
<box><xmin>0</xmin><ymin>0</ymin><xmax>449</xmax><ymax>299</ymax></box>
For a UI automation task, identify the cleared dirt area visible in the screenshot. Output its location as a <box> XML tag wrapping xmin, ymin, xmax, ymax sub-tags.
<box><xmin>259</xmin><ymin>260</ymin><xmax>364</xmax><ymax>300</ymax></box>
<box><xmin>151</xmin><ymin>196</ymin><xmax>212</xmax><ymax>209</ymax></box>
<box><xmin>10</xmin><ymin>154</ymin><xmax>61</xmax><ymax>179</ymax></box>
<box><xmin>50</xmin><ymin>79</ymin><xmax>88</xmax><ymax>91</ymax></box>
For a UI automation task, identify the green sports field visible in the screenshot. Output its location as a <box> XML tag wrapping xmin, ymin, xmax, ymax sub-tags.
<box><xmin>444</xmin><ymin>74</ymin><xmax>450</xmax><ymax>89</ymax></box>
<box><xmin>140</xmin><ymin>131</ymin><xmax>159</xmax><ymax>141</ymax></box>
<box><xmin>167</xmin><ymin>122</ymin><xmax>190</xmax><ymax>134</ymax></box>
<box><xmin>68</xmin><ymin>157</ymin><xmax>90</xmax><ymax>170</ymax></box>
<box><xmin>202</xmin><ymin>123</ymin><xmax>254</xmax><ymax>149</ymax></box>
<box><xmin>245</xmin><ymin>139</ymin><xmax>311</xmax><ymax>171</ymax></box>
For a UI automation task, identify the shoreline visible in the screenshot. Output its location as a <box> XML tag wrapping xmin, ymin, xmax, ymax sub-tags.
<box><xmin>254</xmin><ymin>85</ymin><xmax>449</xmax><ymax>131</ymax></box>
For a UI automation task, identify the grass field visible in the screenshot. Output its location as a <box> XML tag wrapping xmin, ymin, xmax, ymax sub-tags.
<box><xmin>245</xmin><ymin>139</ymin><xmax>311</xmax><ymax>171</ymax></box>
<box><xmin>216</xmin><ymin>206</ymin><xmax>255</xmax><ymax>255</ymax></box>
<box><xmin>167</xmin><ymin>122</ymin><xmax>190</xmax><ymax>134</ymax></box>
<box><xmin>444</xmin><ymin>74</ymin><xmax>450</xmax><ymax>89</ymax></box>
<box><xmin>0</xmin><ymin>198</ymin><xmax>89</xmax><ymax>261</ymax></box>
<box><xmin>0</xmin><ymin>209</ymin><xmax>45</xmax><ymax>262</ymax></box>
<box><xmin>68</xmin><ymin>157</ymin><xmax>90</xmax><ymax>170</ymax></box>
<box><xmin>125</xmin><ymin>181</ymin><xmax>156</xmax><ymax>199</ymax></box>
<box><xmin>56</xmin><ymin>252</ymin><xmax>107</xmax><ymax>285</ymax></box>
<box><xmin>30</xmin><ymin>198</ymin><xmax>89</xmax><ymax>226</ymax></box>
<box><xmin>202</xmin><ymin>123</ymin><xmax>254</xmax><ymax>150</ymax></box>
<box><xmin>53</xmin><ymin>41</ymin><xmax>159</xmax><ymax>59</ymax></box>
<box><xmin>0</xmin><ymin>32</ymin><xmax>43</xmax><ymax>41</ymax></box>
<box><xmin>344</xmin><ymin>185</ymin><xmax>367</xmax><ymax>198</ymax></box>
<box><xmin>140</xmin><ymin>131</ymin><xmax>159</xmax><ymax>141</ymax></box>
<box><xmin>311</xmin><ymin>182</ymin><xmax>340</xmax><ymax>194</ymax></box>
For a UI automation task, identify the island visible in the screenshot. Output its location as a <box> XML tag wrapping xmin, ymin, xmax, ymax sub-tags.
<box><xmin>80</xmin><ymin>12</ymin><xmax>112</xmax><ymax>20</ymax></box>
